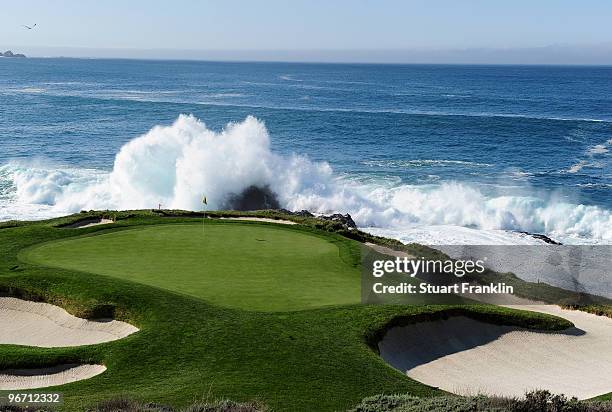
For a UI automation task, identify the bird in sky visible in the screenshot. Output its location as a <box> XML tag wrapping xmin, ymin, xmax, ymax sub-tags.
<box><xmin>22</xmin><ymin>23</ymin><xmax>37</xmax><ymax>30</ymax></box>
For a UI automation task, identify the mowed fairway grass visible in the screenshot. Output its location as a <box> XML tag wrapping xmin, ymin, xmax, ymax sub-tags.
<box><xmin>21</xmin><ymin>223</ymin><xmax>360</xmax><ymax>311</ymax></box>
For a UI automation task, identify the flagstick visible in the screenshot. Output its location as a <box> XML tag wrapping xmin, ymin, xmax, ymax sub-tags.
<box><xmin>202</xmin><ymin>195</ymin><xmax>207</xmax><ymax>235</ymax></box>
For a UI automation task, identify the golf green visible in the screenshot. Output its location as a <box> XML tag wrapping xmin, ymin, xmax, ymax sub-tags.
<box><xmin>21</xmin><ymin>222</ymin><xmax>361</xmax><ymax>311</ymax></box>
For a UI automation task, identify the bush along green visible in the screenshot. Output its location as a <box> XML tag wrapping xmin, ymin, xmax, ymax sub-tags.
<box><xmin>349</xmin><ymin>391</ymin><xmax>612</xmax><ymax>412</ymax></box>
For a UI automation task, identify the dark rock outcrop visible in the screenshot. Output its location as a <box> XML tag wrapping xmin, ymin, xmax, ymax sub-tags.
<box><xmin>276</xmin><ymin>209</ymin><xmax>356</xmax><ymax>229</ymax></box>
<box><xmin>1</xmin><ymin>50</ymin><xmax>26</xmax><ymax>58</ymax></box>
<box><xmin>318</xmin><ymin>213</ymin><xmax>357</xmax><ymax>229</ymax></box>
<box><xmin>223</xmin><ymin>185</ymin><xmax>281</xmax><ymax>211</ymax></box>
<box><xmin>518</xmin><ymin>231</ymin><xmax>562</xmax><ymax>245</ymax></box>
<box><xmin>277</xmin><ymin>209</ymin><xmax>314</xmax><ymax>218</ymax></box>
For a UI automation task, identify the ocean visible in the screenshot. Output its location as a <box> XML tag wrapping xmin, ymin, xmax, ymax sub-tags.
<box><xmin>1</xmin><ymin>58</ymin><xmax>611</xmax><ymax>245</ymax></box>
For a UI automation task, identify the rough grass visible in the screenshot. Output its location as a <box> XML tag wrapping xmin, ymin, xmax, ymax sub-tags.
<box><xmin>89</xmin><ymin>398</ymin><xmax>266</xmax><ymax>412</ymax></box>
<box><xmin>0</xmin><ymin>210</ymin><xmax>592</xmax><ymax>411</ymax></box>
<box><xmin>0</xmin><ymin>398</ymin><xmax>266</xmax><ymax>412</ymax></box>
<box><xmin>562</xmin><ymin>304</ymin><xmax>612</xmax><ymax>319</ymax></box>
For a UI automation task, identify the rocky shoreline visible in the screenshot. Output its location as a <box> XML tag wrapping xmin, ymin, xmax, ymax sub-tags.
<box><xmin>276</xmin><ymin>209</ymin><xmax>357</xmax><ymax>228</ymax></box>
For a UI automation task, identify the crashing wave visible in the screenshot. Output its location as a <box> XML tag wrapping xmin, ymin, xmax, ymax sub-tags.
<box><xmin>0</xmin><ymin>115</ymin><xmax>611</xmax><ymax>244</ymax></box>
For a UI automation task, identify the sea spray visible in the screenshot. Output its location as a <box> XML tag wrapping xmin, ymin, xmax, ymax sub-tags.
<box><xmin>0</xmin><ymin>115</ymin><xmax>611</xmax><ymax>244</ymax></box>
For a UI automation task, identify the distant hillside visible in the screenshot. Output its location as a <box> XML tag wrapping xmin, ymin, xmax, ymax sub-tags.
<box><xmin>1</xmin><ymin>50</ymin><xmax>26</xmax><ymax>58</ymax></box>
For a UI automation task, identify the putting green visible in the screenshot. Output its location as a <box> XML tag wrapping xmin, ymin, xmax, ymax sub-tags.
<box><xmin>21</xmin><ymin>223</ymin><xmax>361</xmax><ymax>311</ymax></box>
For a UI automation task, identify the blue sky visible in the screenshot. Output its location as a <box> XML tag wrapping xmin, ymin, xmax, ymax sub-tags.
<box><xmin>2</xmin><ymin>0</ymin><xmax>612</xmax><ymax>63</ymax></box>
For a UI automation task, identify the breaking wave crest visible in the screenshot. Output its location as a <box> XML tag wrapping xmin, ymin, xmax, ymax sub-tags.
<box><xmin>1</xmin><ymin>115</ymin><xmax>611</xmax><ymax>244</ymax></box>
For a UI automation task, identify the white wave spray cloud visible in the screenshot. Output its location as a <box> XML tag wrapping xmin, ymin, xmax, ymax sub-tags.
<box><xmin>1</xmin><ymin>115</ymin><xmax>611</xmax><ymax>245</ymax></box>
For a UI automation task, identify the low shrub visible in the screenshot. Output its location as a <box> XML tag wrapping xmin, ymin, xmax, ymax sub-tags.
<box><xmin>350</xmin><ymin>391</ymin><xmax>612</xmax><ymax>412</ymax></box>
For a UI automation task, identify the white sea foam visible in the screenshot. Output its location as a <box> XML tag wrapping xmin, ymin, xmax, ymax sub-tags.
<box><xmin>18</xmin><ymin>87</ymin><xmax>46</xmax><ymax>94</ymax></box>
<box><xmin>588</xmin><ymin>144</ymin><xmax>609</xmax><ymax>155</ymax></box>
<box><xmin>568</xmin><ymin>160</ymin><xmax>590</xmax><ymax>174</ymax></box>
<box><xmin>279</xmin><ymin>74</ymin><xmax>303</xmax><ymax>82</ymax></box>
<box><xmin>1</xmin><ymin>115</ymin><xmax>611</xmax><ymax>245</ymax></box>
<box><xmin>567</xmin><ymin>137</ymin><xmax>610</xmax><ymax>174</ymax></box>
<box><xmin>362</xmin><ymin>159</ymin><xmax>493</xmax><ymax>168</ymax></box>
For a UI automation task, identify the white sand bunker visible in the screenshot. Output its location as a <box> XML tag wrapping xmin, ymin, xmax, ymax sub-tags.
<box><xmin>379</xmin><ymin>305</ymin><xmax>612</xmax><ymax>399</ymax></box>
<box><xmin>64</xmin><ymin>218</ymin><xmax>114</xmax><ymax>228</ymax></box>
<box><xmin>0</xmin><ymin>364</ymin><xmax>106</xmax><ymax>390</ymax></box>
<box><xmin>216</xmin><ymin>217</ymin><xmax>296</xmax><ymax>225</ymax></box>
<box><xmin>0</xmin><ymin>297</ymin><xmax>138</xmax><ymax>347</ymax></box>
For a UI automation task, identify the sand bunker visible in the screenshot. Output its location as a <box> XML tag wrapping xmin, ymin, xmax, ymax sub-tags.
<box><xmin>217</xmin><ymin>217</ymin><xmax>296</xmax><ymax>225</ymax></box>
<box><xmin>0</xmin><ymin>298</ymin><xmax>135</xmax><ymax>388</ymax></box>
<box><xmin>64</xmin><ymin>218</ymin><xmax>114</xmax><ymax>229</ymax></box>
<box><xmin>379</xmin><ymin>305</ymin><xmax>612</xmax><ymax>399</ymax></box>
<box><xmin>0</xmin><ymin>297</ymin><xmax>138</xmax><ymax>347</ymax></box>
<box><xmin>0</xmin><ymin>364</ymin><xmax>106</xmax><ymax>390</ymax></box>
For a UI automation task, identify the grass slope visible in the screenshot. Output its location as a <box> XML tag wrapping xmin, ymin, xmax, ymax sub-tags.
<box><xmin>0</xmin><ymin>211</ymin><xmax>579</xmax><ymax>411</ymax></box>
